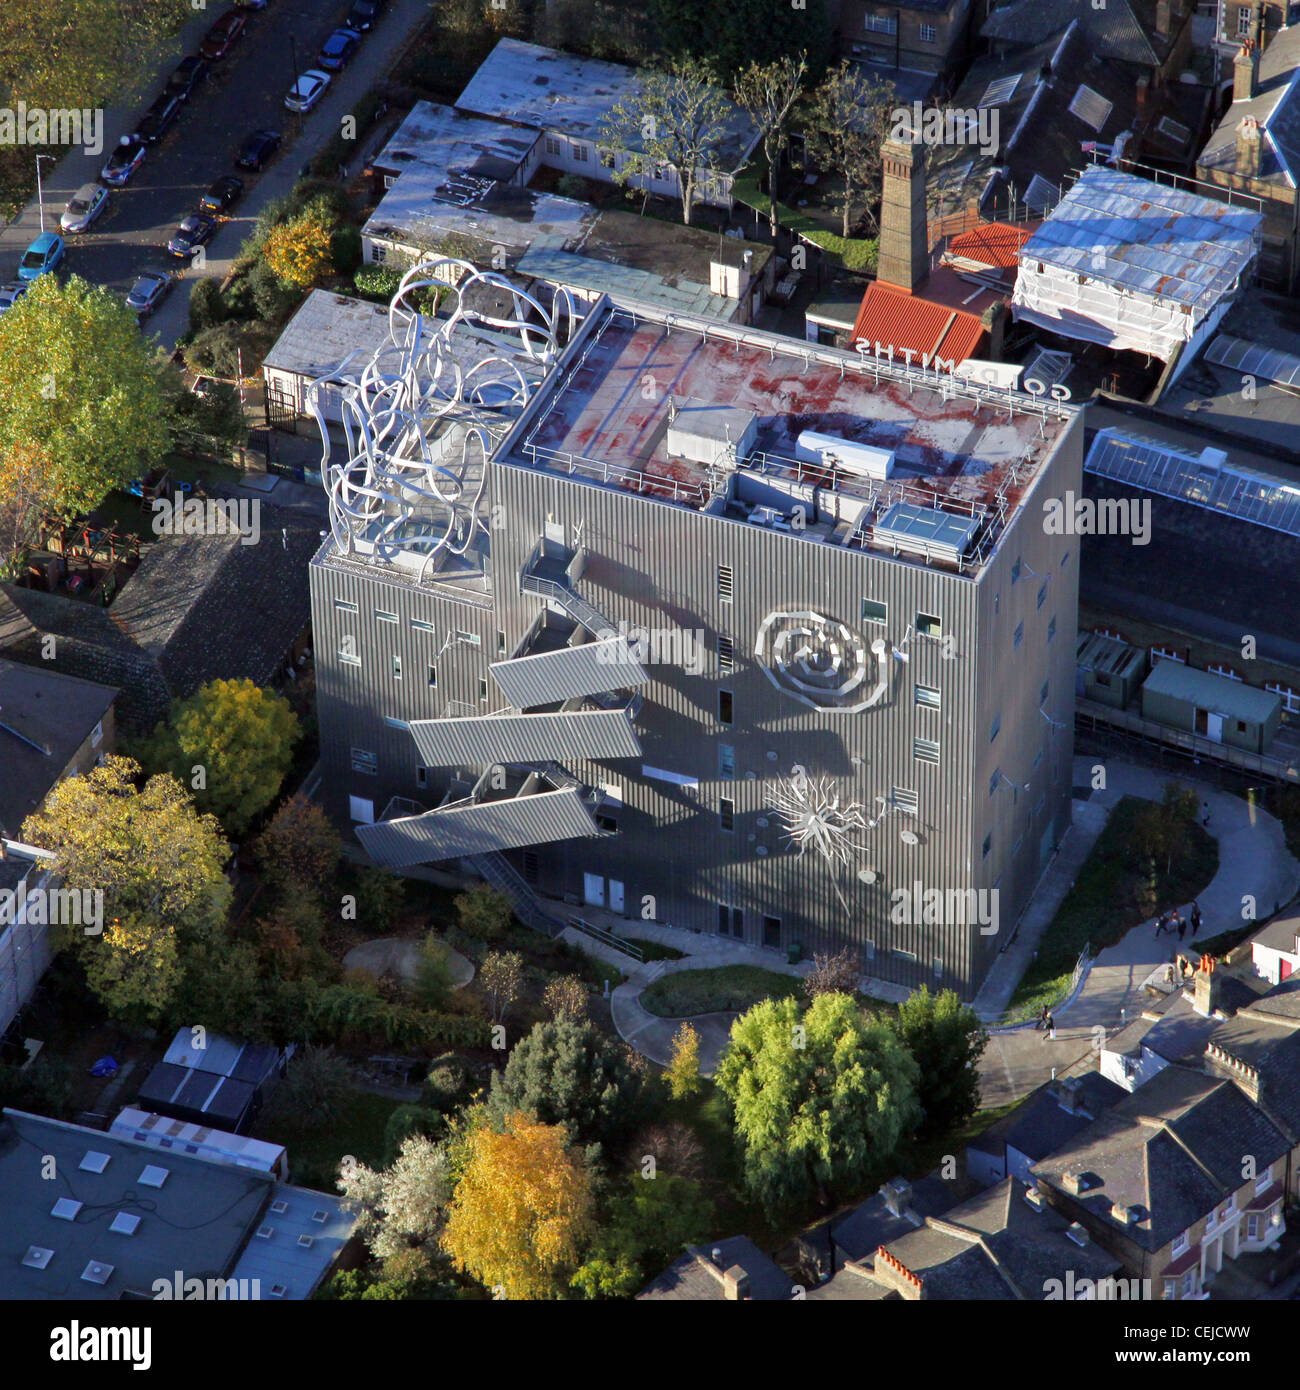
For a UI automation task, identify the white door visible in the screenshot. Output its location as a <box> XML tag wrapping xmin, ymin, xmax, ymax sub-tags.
<box><xmin>1206</xmin><ymin>712</ymin><xmax>1224</xmax><ymax>743</ymax></box>
<box><xmin>583</xmin><ymin>873</ymin><xmax>605</xmax><ymax>908</ymax></box>
<box><xmin>609</xmin><ymin>879</ymin><xmax>625</xmax><ymax>915</ymax></box>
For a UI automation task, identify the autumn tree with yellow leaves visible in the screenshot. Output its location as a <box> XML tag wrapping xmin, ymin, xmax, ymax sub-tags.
<box><xmin>441</xmin><ymin>1111</ymin><xmax>596</xmax><ymax>1299</ymax></box>
<box><xmin>263</xmin><ymin>205</ymin><xmax>335</xmax><ymax>290</ymax></box>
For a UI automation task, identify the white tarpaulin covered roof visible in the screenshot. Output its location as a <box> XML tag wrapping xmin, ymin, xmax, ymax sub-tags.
<box><xmin>1011</xmin><ymin>167</ymin><xmax>1262</xmax><ymax>359</ymax></box>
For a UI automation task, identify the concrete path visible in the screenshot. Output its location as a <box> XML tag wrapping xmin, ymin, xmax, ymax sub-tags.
<box><xmin>342</xmin><ymin>936</ymin><xmax>474</xmax><ymax>988</ymax></box>
<box><xmin>977</xmin><ymin>756</ymin><xmax>1300</xmax><ymax>1107</ymax></box>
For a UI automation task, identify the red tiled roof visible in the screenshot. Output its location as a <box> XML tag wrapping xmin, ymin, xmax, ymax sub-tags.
<box><xmin>946</xmin><ymin>223</ymin><xmax>1035</xmax><ymax>270</ymax></box>
<box><xmin>850</xmin><ymin>281</ymin><xmax>986</xmax><ymax>366</ymax></box>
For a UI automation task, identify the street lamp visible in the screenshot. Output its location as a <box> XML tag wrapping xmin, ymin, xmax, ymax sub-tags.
<box><xmin>35</xmin><ymin>154</ymin><xmax>55</xmax><ymax>234</ymax></box>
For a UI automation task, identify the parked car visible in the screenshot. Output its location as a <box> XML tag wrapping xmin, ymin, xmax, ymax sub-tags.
<box><xmin>346</xmin><ymin>0</ymin><xmax>385</xmax><ymax>31</ymax></box>
<box><xmin>101</xmin><ymin>135</ymin><xmax>147</xmax><ymax>186</ymax></box>
<box><xmin>284</xmin><ymin>68</ymin><xmax>331</xmax><ymax>113</ymax></box>
<box><xmin>60</xmin><ymin>183</ymin><xmax>110</xmax><ymax>234</ymax></box>
<box><xmin>167</xmin><ymin>214</ymin><xmax>217</xmax><ymax>259</ymax></box>
<box><xmin>198</xmin><ymin>175</ymin><xmax>245</xmax><ymax>215</ymax></box>
<box><xmin>17</xmin><ymin>232</ymin><xmax>65</xmax><ymax>281</ymax></box>
<box><xmin>0</xmin><ymin>281</ymin><xmax>30</xmax><ymax>312</ymax></box>
<box><xmin>317</xmin><ymin>27</ymin><xmax>361</xmax><ymax>71</ymax></box>
<box><xmin>236</xmin><ymin>128</ymin><xmax>281</xmax><ymax>170</ymax></box>
<box><xmin>126</xmin><ymin>270</ymin><xmax>171</xmax><ymax>318</ymax></box>
<box><xmin>135</xmin><ymin>91</ymin><xmax>183</xmax><ymax>144</ymax></box>
<box><xmin>200</xmin><ymin>10</ymin><xmax>247</xmax><ymax>61</ymax></box>
<box><xmin>166</xmin><ymin>55</ymin><xmax>209</xmax><ymax>101</ymax></box>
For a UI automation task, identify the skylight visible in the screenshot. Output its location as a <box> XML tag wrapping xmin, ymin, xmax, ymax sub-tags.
<box><xmin>110</xmin><ymin>1212</ymin><xmax>141</xmax><ymax>1236</ymax></box>
<box><xmin>1069</xmin><ymin>84</ymin><xmax>1113</xmax><ymax>132</ymax></box>
<box><xmin>22</xmin><ymin>1247</ymin><xmax>54</xmax><ymax>1270</ymax></box>
<box><xmin>79</xmin><ymin>1151</ymin><xmax>111</xmax><ymax>1174</ymax></box>
<box><xmin>51</xmin><ymin>1198</ymin><xmax>83</xmax><ymax>1220</ymax></box>
<box><xmin>138</xmin><ymin>1164</ymin><xmax>169</xmax><ymax>1188</ymax></box>
<box><xmin>980</xmin><ymin>73</ymin><xmax>1022</xmax><ymax>107</ymax></box>
<box><xmin>81</xmin><ymin>1260</ymin><xmax>114</xmax><ymax>1285</ymax></box>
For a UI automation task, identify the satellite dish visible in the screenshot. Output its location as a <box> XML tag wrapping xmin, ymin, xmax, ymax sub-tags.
<box><xmin>756</xmin><ymin>817</ymin><xmax>769</xmax><ymax>828</ymax></box>
<box><xmin>858</xmin><ymin>868</ymin><xmax>879</xmax><ymax>884</ymax></box>
<box><xmin>765</xmin><ymin>750</ymin><xmax>778</xmax><ymax>762</ymax></box>
<box><xmin>900</xmin><ymin>829</ymin><xmax>920</xmax><ymax>847</ymax></box>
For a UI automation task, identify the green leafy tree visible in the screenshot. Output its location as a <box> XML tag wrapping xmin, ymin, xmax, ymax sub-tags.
<box><xmin>0</xmin><ymin>274</ymin><xmax>170</xmax><ymax>544</ymax></box>
<box><xmin>263</xmin><ymin>1045</ymin><xmax>355</xmax><ymax>1128</ymax></box>
<box><xmin>648</xmin><ymin>0</ymin><xmax>829</xmax><ymax>80</ymax></box>
<box><xmin>488</xmin><ymin>1018</ymin><xmax>643</xmax><ymax>1149</ymax></box>
<box><xmin>734</xmin><ymin>52</ymin><xmax>808</xmax><ymax>237</ymax></box>
<box><xmin>20</xmin><ymin>756</ymin><xmax>231</xmax><ymax>1022</ymax></box>
<box><xmin>455</xmin><ymin>884</ymin><xmax>513</xmax><ymax>942</ymax></box>
<box><xmin>141</xmin><ymin>678</ymin><xmax>299</xmax><ymax>838</ymax></box>
<box><xmin>665</xmin><ymin>1021</ymin><xmax>701</xmax><ymax>1100</ymax></box>
<box><xmin>479</xmin><ymin>950</ymin><xmax>525</xmax><ymax>1026</ymax></box>
<box><xmin>716</xmin><ymin>992</ymin><xmax>920</xmax><ymax>1214</ymax></box>
<box><xmin>806</xmin><ymin>62</ymin><xmax>898</xmax><ymax>237</ymax></box>
<box><xmin>342</xmin><ymin>864</ymin><xmax>406</xmax><ymax>934</ymax></box>
<box><xmin>573</xmin><ymin>1172</ymin><xmax>714</xmax><ymax>1297</ymax></box>
<box><xmin>162</xmin><ymin>376</ymin><xmax>248</xmax><ymax>456</ymax></box>
<box><xmin>188</xmin><ymin>277</ymin><xmax>227</xmax><ymax>333</ymax></box>
<box><xmin>255</xmin><ymin>795</ymin><xmax>342</xmax><ymax>901</ymax></box>
<box><xmin>889</xmin><ymin>986</ymin><xmax>987</xmax><ymax>1138</ymax></box>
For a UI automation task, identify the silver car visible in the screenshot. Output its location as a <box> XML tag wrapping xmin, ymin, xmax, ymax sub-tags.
<box><xmin>126</xmin><ymin>270</ymin><xmax>171</xmax><ymax>319</ymax></box>
<box><xmin>60</xmin><ymin>182</ymin><xmax>110</xmax><ymax>234</ymax></box>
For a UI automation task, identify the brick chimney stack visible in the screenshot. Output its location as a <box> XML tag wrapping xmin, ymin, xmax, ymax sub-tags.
<box><xmin>1194</xmin><ymin>953</ymin><xmax>1223</xmax><ymax>1016</ymax></box>
<box><xmin>1236</xmin><ymin>116</ymin><xmax>1263</xmax><ymax>179</ymax></box>
<box><xmin>1235</xmin><ymin>39</ymin><xmax>1260</xmax><ymax>102</ymax></box>
<box><xmin>877</xmin><ymin>134</ymin><xmax>930</xmax><ymax>293</ymax></box>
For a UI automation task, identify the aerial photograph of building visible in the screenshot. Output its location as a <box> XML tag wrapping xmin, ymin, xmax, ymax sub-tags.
<box><xmin>2</xmin><ymin>0</ymin><xmax>1300</xmax><ymax>1354</ymax></box>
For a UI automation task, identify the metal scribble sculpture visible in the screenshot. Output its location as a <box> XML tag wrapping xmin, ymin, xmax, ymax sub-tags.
<box><xmin>767</xmin><ymin>772</ymin><xmax>869</xmax><ymax>869</ymax></box>
<box><xmin>310</xmin><ymin>256</ymin><xmax>572</xmax><ymax>581</ymax></box>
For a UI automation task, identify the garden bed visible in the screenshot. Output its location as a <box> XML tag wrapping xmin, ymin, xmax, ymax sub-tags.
<box><xmin>640</xmin><ymin>965</ymin><xmax>802</xmax><ymax>1018</ymax></box>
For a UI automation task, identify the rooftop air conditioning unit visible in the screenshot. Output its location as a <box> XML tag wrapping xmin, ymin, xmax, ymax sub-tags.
<box><xmin>795</xmin><ymin>430</ymin><xmax>894</xmax><ymax>480</ymax></box>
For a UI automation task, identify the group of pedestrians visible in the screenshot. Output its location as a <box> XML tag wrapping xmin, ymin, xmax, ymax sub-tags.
<box><xmin>1154</xmin><ymin>900</ymin><xmax>1204</xmax><ymax>942</ymax></box>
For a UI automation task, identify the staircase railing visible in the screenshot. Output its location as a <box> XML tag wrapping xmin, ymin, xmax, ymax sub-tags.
<box><xmin>467</xmin><ymin>851</ymin><xmax>564</xmax><ymax>938</ymax></box>
<box><xmin>567</xmin><ymin>916</ymin><xmax>645</xmax><ymax>963</ymax></box>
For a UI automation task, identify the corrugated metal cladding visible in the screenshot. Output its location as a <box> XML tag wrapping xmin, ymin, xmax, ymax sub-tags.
<box><xmin>489</xmin><ymin>635</ymin><xmax>648</xmax><ymax>706</ymax></box>
<box><xmin>310</xmin><ymin>411</ymin><xmax>1083</xmax><ymax>1000</ymax></box>
<box><xmin>356</xmin><ymin>787</ymin><xmax>599</xmax><ymax>866</ymax></box>
<box><xmin>410</xmin><ymin>707</ymin><xmax>641</xmax><ymax>766</ymax></box>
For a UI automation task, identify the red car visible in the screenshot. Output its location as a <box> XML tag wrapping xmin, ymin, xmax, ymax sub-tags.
<box><xmin>199</xmin><ymin>10</ymin><xmax>247</xmax><ymax>61</ymax></box>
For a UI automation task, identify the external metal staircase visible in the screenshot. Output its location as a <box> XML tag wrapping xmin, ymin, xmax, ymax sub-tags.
<box><xmin>467</xmin><ymin>850</ymin><xmax>565</xmax><ymax>938</ymax></box>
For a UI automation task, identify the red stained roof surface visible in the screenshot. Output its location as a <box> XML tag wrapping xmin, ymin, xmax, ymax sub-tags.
<box><xmin>946</xmin><ymin>222</ymin><xmax>1036</xmax><ymax>270</ymax></box>
<box><xmin>850</xmin><ymin>281</ymin><xmax>986</xmax><ymax>366</ymax></box>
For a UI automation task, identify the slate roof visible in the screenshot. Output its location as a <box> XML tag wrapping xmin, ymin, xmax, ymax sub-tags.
<box><xmin>1250</xmin><ymin>907</ymin><xmax>1300</xmax><ymax>953</ymax></box>
<box><xmin>1199</xmin><ymin>25</ymin><xmax>1300</xmax><ymax>190</ymax></box>
<box><xmin>1206</xmin><ymin>979</ymin><xmax>1300</xmax><ymax>1140</ymax></box>
<box><xmin>0</xmin><ymin>502</ymin><xmax>317</xmax><ymax>732</ymax></box>
<box><xmin>969</xmin><ymin>1073</ymin><xmax>1128</xmax><ymax>1163</ymax></box>
<box><xmin>815</xmin><ymin>1174</ymin><xmax>963</xmax><ymax>1264</ymax></box>
<box><xmin>981</xmin><ymin>0</ymin><xmax>1178</xmax><ymax>67</ymax></box>
<box><xmin>0</xmin><ymin>661</ymin><xmax>117</xmax><ymax>838</ymax></box>
<box><xmin>638</xmin><ymin>1236</ymin><xmax>790</xmax><ymax>1301</ymax></box>
<box><xmin>1032</xmin><ymin>1065</ymin><xmax>1292</xmax><ymax>1251</ymax></box>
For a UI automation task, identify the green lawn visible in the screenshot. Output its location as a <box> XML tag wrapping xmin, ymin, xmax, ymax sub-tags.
<box><xmin>1005</xmin><ymin>795</ymin><xmax>1219</xmax><ymax>1020</ymax></box>
<box><xmin>251</xmin><ymin>1086</ymin><xmax>402</xmax><ymax>1190</ymax></box>
<box><xmin>640</xmin><ymin>965</ymin><xmax>803</xmax><ymax>1018</ymax></box>
<box><xmin>621</xmin><ymin>936</ymin><xmax>685</xmax><ymax>962</ymax></box>
<box><xmin>731</xmin><ymin>165</ymin><xmax>879</xmax><ymax>272</ymax></box>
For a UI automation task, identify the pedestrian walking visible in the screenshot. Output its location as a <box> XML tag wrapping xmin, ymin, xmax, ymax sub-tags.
<box><xmin>1191</xmin><ymin>902</ymin><xmax>1202</xmax><ymax>936</ymax></box>
<box><xmin>1041</xmin><ymin>1012</ymin><xmax>1055</xmax><ymax>1042</ymax></box>
<box><xmin>1176</xmin><ymin>913</ymin><xmax>1187</xmax><ymax>943</ymax></box>
<box><xmin>1155</xmin><ymin>910</ymin><xmax>1170</xmax><ymax>937</ymax></box>
<box><xmin>1036</xmin><ymin>1003</ymin><xmax>1049</xmax><ymax>1031</ymax></box>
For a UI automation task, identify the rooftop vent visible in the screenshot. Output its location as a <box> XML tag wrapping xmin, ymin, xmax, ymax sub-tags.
<box><xmin>1062</xmin><ymin>1171</ymin><xmax>1095</xmax><ymax>1195</ymax></box>
<box><xmin>271</xmin><ymin>1200</ymin><xmax>289</xmax><ymax>1215</ymax></box>
<box><xmin>51</xmin><ymin>1198</ymin><xmax>83</xmax><ymax>1221</ymax></box>
<box><xmin>80</xmin><ymin>1151</ymin><xmax>111</xmax><ymax>1174</ymax></box>
<box><xmin>722</xmin><ymin>1265</ymin><xmax>751</xmax><ymax>1301</ymax></box>
<box><xmin>312</xmin><ymin>1209</ymin><xmax>329</xmax><ymax>1223</ymax></box>
<box><xmin>81</xmin><ymin>1260</ymin><xmax>114</xmax><ymax>1285</ymax></box>
<box><xmin>1065</xmin><ymin>1223</ymin><xmax>1090</xmax><ymax>1248</ymax></box>
<box><xmin>269</xmin><ymin>1283</ymin><xmax>288</xmax><ymax>1298</ymax></box>
<box><xmin>256</xmin><ymin>1225</ymin><xmax>275</xmax><ymax>1240</ymax></box>
<box><xmin>138</xmin><ymin>1164</ymin><xmax>169</xmax><ymax>1189</ymax></box>
<box><xmin>298</xmin><ymin>1235</ymin><xmax>314</xmax><ymax>1249</ymax></box>
<box><xmin>795</xmin><ymin>430</ymin><xmax>894</xmax><ymax>481</ymax></box>
<box><xmin>1111</xmin><ymin>1203</ymin><xmax>1138</xmax><ymax>1226</ymax></box>
<box><xmin>22</xmin><ymin>1246</ymin><xmax>54</xmax><ymax>1270</ymax></box>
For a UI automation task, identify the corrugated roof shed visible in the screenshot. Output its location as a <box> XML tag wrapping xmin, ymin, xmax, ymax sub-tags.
<box><xmin>1142</xmin><ymin>659</ymin><xmax>1281</xmax><ymax>723</ymax></box>
<box><xmin>850</xmin><ymin>280</ymin><xmax>986</xmax><ymax>364</ymax></box>
<box><xmin>945</xmin><ymin>222</ymin><xmax>1034</xmax><ymax>270</ymax></box>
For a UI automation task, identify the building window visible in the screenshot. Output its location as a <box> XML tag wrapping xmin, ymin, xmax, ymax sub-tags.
<box><xmin>349</xmin><ymin>795</ymin><xmax>374</xmax><ymax>823</ymax></box>
<box><xmin>1163</xmin><ymin>1279</ymin><xmax>1177</xmax><ymax>1301</ymax></box>
<box><xmin>763</xmin><ymin>915</ymin><xmax>781</xmax><ymax>948</ymax></box>
<box><xmin>919</xmin><ymin>22</ymin><xmax>937</xmax><ymax>41</ymax></box>
<box><xmin>1247</xmin><ymin>1214</ymin><xmax>1260</xmax><ymax>1241</ymax></box>
<box><xmin>91</xmin><ymin>720</ymin><xmax>103</xmax><ymax>748</ymax></box>
<box><xmin>1256</xmin><ymin>1166</ymin><xmax>1274</xmax><ymax>1194</ymax></box>
<box><xmin>572</xmin><ymin>142</ymin><xmax>590</xmax><ymax>163</ymax></box>
<box><xmin>717</xmin><ymin>564</ymin><xmax>733</xmax><ymax>603</ymax></box>
<box><xmin>982</xmin><ymin>833</ymin><xmax>992</xmax><ymax>859</ymax></box>
<box><xmin>1237</xmin><ymin>4</ymin><xmax>1251</xmax><ymax>35</ymax></box>
<box><xmin>351</xmin><ymin>748</ymin><xmax>377</xmax><ymax>776</ymax></box>
<box><xmin>865</xmin><ymin>12</ymin><xmax>898</xmax><ymax>32</ymax></box>
<box><xmin>862</xmin><ymin>598</ymin><xmax>887</xmax><ymax>624</ymax></box>
<box><xmin>334</xmin><ymin>599</ymin><xmax>358</xmax><ymax>613</ymax></box>
<box><xmin>456</xmin><ymin>630</ymin><xmax>481</xmax><ymax>646</ymax></box>
<box><xmin>411</xmin><ymin>618</ymin><xmax>436</xmax><ymax>634</ymax></box>
<box><xmin>990</xmin><ymin>713</ymin><xmax>1001</xmax><ymax>742</ymax></box>
<box><xmin>717</xmin><ymin>904</ymin><xmax>744</xmax><ymax>937</ymax></box>
<box><xmin>392</xmin><ymin>655</ymin><xmax>402</xmax><ymax>680</ymax></box>
<box><xmin>497</xmin><ymin>630</ymin><xmax>507</xmax><ymax>656</ymax></box>
<box><xmin>376</xmin><ymin>609</ymin><xmax>398</xmax><ymax>624</ymax></box>
<box><xmin>720</xmin><ymin>797</ymin><xmax>735</xmax><ymax>832</ymax></box>
<box><xmin>1013</xmin><ymin>622</ymin><xmax>1024</xmax><ymax>649</ymax></box>
<box><xmin>371</xmin><ymin>244</ymin><xmax>387</xmax><ymax>264</ymax></box>
<box><xmin>718</xmin><ymin>690</ymin><xmax>733</xmax><ymax>725</ymax></box>
<box><xmin>913</xmin><ymin>737</ymin><xmax>940</xmax><ymax>765</ymax></box>
<box><xmin>1181</xmin><ymin>1271</ymin><xmax>1195</xmax><ymax>1297</ymax></box>
<box><xmin>382</xmin><ymin>173</ymin><xmax>398</xmax><ymax>190</ymax></box>
<box><xmin>893</xmin><ymin>786</ymin><xmax>919</xmax><ymax>814</ymax></box>
<box><xmin>416</xmin><ymin>766</ymin><xmax>428</xmax><ymax>789</ymax></box>
<box><xmin>916</xmin><ymin>612</ymin><xmax>942</xmax><ymax>639</ymax></box>
<box><xmin>718</xmin><ymin>744</ymin><xmax>736</xmax><ymax>780</ymax></box>
<box><xmin>339</xmin><ymin>647</ymin><xmax>361</xmax><ymax>668</ymax></box>
<box><xmin>478</xmin><ymin>677</ymin><xmax>489</xmax><ymax>703</ymax></box>
<box><xmin>1048</xmin><ymin>616</ymin><xmax>1057</xmax><ymax>643</ymax></box>
<box><xmin>1037</xmin><ymin>583</ymin><xmax>1048</xmax><ymax>610</ymax></box>
<box><xmin>718</xmin><ymin>634</ymin><xmax>735</xmax><ymax>672</ymax></box>
<box><xmin>1011</xmin><ymin>557</ymin><xmax>1022</xmax><ymax>585</ymax></box>
<box><xmin>599</xmin><ymin>148</ymin><xmax>616</xmax><ymax>170</ymax></box>
<box><xmin>915</xmin><ymin>684</ymin><xmax>941</xmax><ymax>709</ymax></box>
<box><xmin>545</xmin><ymin>135</ymin><xmax>562</xmax><ymax>156</ymax></box>
<box><xmin>427</xmin><ymin>665</ymin><xmax>437</xmax><ymax>687</ymax></box>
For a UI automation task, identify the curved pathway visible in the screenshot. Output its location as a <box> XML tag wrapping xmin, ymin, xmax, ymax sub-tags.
<box><xmin>977</xmin><ymin>757</ymin><xmax>1300</xmax><ymax>1106</ymax></box>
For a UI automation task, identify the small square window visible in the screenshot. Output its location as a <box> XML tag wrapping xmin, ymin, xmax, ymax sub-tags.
<box><xmin>497</xmin><ymin>629</ymin><xmax>507</xmax><ymax>656</ymax></box>
<box><xmin>892</xmin><ymin>786</ymin><xmax>919</xmax><ymax>814</ymax></box>
<box><xmin>478</xmin><ymin>677</ymin><xmax>489</xmax><ymax>702</ymax></box>
<box><xmin>351</xmin><ymin>748</ymin><xmax>377</xmax><ymax>776</ymax></box>
<box><xmin>1013</xmin><ymin>622</ymin><xmax>1024</xmax><ymax>650</ymax></box>
<box><xmin>718</xmin><ymin>690</ymin><xmax>733</xmax><ymax>725</ymax></box>
<box><xmin>376</xmin><ymin>609</ymin><xmax>398</xmax><ymax>624</ymax></box>
<box><xmin>427</xmin><ymin>665</ymin><xmax>437</xmax><ymax>687</ymax></box>
<box><xmin>110</xmin><ymin>1212</ymin><xmax>141</xmax><ymax>1235</ymax></box>
<box><xmin>916</xmin><ymin>612</ymin><xmax>942</xmax><ymax>639</ymax></box>
<box><xmin>392</xmin><ymin>655</ymin><xmax>402</xmax><ymax>680</ymax></box>
<box><xmin>720</xmin><ymin>797</ymin><xmax>735</xmax><ymax>832</ymax></box>
<box><xmin>919</xmin><ymin>22</ymin><xmax>937</xmax><ymax>40</ymax></box>
<box><xmin>91</xmin><ymin>720</ymin><xmax>103</xmax><ymax>748</ymax></box>
<box><xmin>862</xmin><ymin>598</ymin><xmax>887</xmax><ymax>625</ymax></box>
<box><xmin>913</xmin><ymin>737</ymin><xmax>940</xmax><ymax>765</ymax></box>
<box><xmin>718</xmin><ymin>744</ymin><xmax>736</xmax><ymax>780</ymax></box>
<box><xmin>718</xmin><ymin>634</ymin><xmax>735</xmax><ymax>672</ymax></box>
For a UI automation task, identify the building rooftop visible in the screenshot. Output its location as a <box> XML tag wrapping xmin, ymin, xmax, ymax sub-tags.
<box><xmin>1250</xmin><ymin>907</ymin><xmax>1300</xmax><ymax>954</ymax></box>
<box><xmin>369</xmin><ymin>100</ymin><xmax>539</xmax><ymax>185</ymax></box>
<box><xmin>1200</xmin><ymin>25</ymin><xmax>1300</xmax><ymax>188</ymax></box>
<box><xmin>969</xmin><ymin>1073</ymin><xmax>1128</xmax><ymax>1164</ymax></box>
<box><xmin>500</xmin><ymin>299</ymin><xmax>1075</xmax><ymax>575</ymax></box>
<box><xmin>0</xmin><ymin>660</ymin><xmax>116</xmax><ymax>838</ymax></box>
<box><xmin>849</xmin><ymin>279</ymin><xmax>987</xmax><ymax>366</ymax></box>
<box><xmin>456</xmin><ymin>39</ymin><xmax>760</xmax><ymax>169</ymax></box>
<box><xmin>263</xmin><ymin>290</ymin><xmax>395</xmax><ymax>382</ymax></box>
<box><xmin>981</xmin><ymin>0</ymin><xmax>1183</xmax><ymax>67</ymax></box>
<box><xmin>638</xmin><ymin>1236</ymin><xmax>790</xmax><ymax>1301</ymax></box>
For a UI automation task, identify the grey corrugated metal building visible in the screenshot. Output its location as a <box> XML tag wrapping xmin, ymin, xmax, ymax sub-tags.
<box><xmin>309</xmin><ymin>293</ymin><xmax>1083</xmax><ymax>1000</ymax></box>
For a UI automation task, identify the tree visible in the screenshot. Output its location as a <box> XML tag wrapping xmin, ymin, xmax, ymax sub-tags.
<box><xmin>20</xmin><ymin>756</ymin><xmax>231</xmax><ymax>1021</ymax></box>
<box><xmin>255</xmin><ymin>795</ymin><xmax>342</xmax><ymax>900</ymax></box>
<box><xmin>806</xmin><ymin>62</ymin><xmax>897</xmax><ymax>237</ymax></box>
<box><xmin>141</xmin><ymin>678</ymin><xmax>299</xmax><ymax>838</ymax></box>
<box><xmin>442</xmin><ymin>1111</ymin><xmax>596</xmax><ymax>1299</ymax></box>
<box><xmin>162</xmin><ymin>375</ymin><xmax>248</xmax><ymax>457</ymax></box>
<box><xmin>0</xmin><ymin>274</ymin><xmax>170</xmax><ymax>524</ymax></box>
<box><xmin>187</xmin><ymin>277</ymin><xmax>227</xmax><ymax>333</ymax></box>
<box><xmin>889</xmin><ymin>986</ymin><xmax>987</xmax><ymax>1138</ymax></box>
<box><xmin>665</xmin><ymin>1021</ymin><xmax>701</xmax><ymax>1100</ymax></box>
<box><xmin>0</xmin><ymin>440</ymin><xmax>52</xmax><ymax>579</ymax></box>
<box><xmin>340</xmin><ymin>1134</ymin><xmax>455</xmax><ymax>1261</ymax></box>
<box><xmin>183</xmin><ymin>320</ymin><xmax>277</xmax><ymax>379</ymax></box>
<box><xmin>488</xmin><ymin>1018</ymin><xmax>643</xmax><ymax>1149</ymax></box>
<box><xmin>601</xmin><ymin>57</ymin><xmax>736</xmax><ymax>225</ymax></box>
<box><xmin>263</xmin><ymin>1045</ymin><xmax>355</xmax><ymax>1128</ymax></box>
<box><xmin>414</xmin><ymin>935</ymin><xmax>455</xmax><ymax>1011</ymax></box>
<box><xmin>455</xmin><ymin>884</ymin><xmax>513</xmax><ymax>942</ymax></box>
<box><xmin>0</xmin><ymin>0</ymin><xmax>193</xmax><ymax>111</ymax></box>
<box><xmin>573</xmin><ymin>1172</ymin><xmax>714</xmax><ymax>1297</ymax></box>
<box><xmin>542</xmin><ymin>973</ymin><xmax>589</xmax><ymax>1023</ymax></box>
<box><xmin>715</xmin><ymin>992</ymin><xmax>920</xmax><ymax>1214</ymax></box>
<box><xmin>803</xmin><ymin>946</ymin><xmax>861</xmax><ymax>1000</ymax></box>
<box><xmin>263</xmin><ymin>205</ymin><xmax>335</xmax><ymax>290</ymax></box>
<box><xmin>648</xmin><ymin>0</ymin><xmax>829</xmax><ymax>81</ymax></box>
<box><xmin>734</xmin><ymin>53</ymin><xmax>808</xmax><ymax>237</ymax></box>
<box><xmin>341</xmin><ymin>864</ymin><xmax>406</xmax><ymax>933</ymax></box>
<box><xmin>478</xmin><ymin>950</ymin><xmax>525</xmax><ymax>1025</ymax></box>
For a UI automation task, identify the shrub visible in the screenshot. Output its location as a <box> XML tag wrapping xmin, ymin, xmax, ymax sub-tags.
<box><xmin>556</xmin><ymin>173</ymin><xmax>588</xmax><ymax>199</ymax></box>
<box><xmin>423</xmin><ymin>1059</ymin><xmax>471</xmax><ymax>1112</ymax></box>
<box><xmin>455</xmin><ymin>884</ymin><xmax>513</xmax><ymax>942</ymax></box>
<box><xmin>263</xmin><ymin>1045</ymin><xmax>355</xmax><ymax>1127</ymax></box>
<box><xmin>413</xmin><ymin>934</ymin><xmax>455</xmax><ymax>1011</ymax></box>
<box><xmin>331</xmin><ymin>224</ymin><xmax>363</xmax><ymax>276</ymax></box>
<box><xmin>343</xmin><ymin>864</ymin><xmax>406</xmax><ymax>933</ymax></box>
<box><xmin>184</xmin><ymin>320</ymin><xmax>275</xmax><ymax>378</ymax></box>
<box><xmin>353</xmin><ymin>262</ymin><xmax>404</xmax><ymax>304</ymax></box>
<box><xmin>383</xmin><ymin>1104</ymin><xmax>447</xmax><ymax>1164</ymax></box>
<box><xmin>248</xmin><ymin>260</ymin><xmax>298</xmax><ymax>324</ymax></box>
<box><xmin>188</xmin><ymin>277</ymin><xmax>227</xmax><ymax>333</ymax></box>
